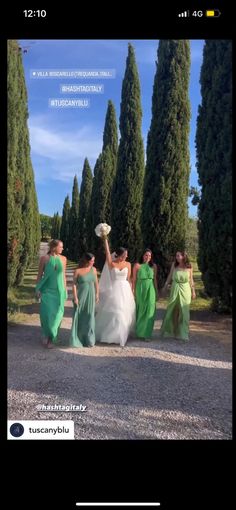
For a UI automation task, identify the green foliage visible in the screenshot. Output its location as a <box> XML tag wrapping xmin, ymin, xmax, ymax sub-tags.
<box><xmin>196</xmin><ymin>40</ymin><xmax>232</xmax><ymax>312</ymax></box>
<box><xmin>89</xmin><ymin>100</ymin><xmax>118</xmax><ymax>267</ymax></box>
<box><xmin>60</xmin><ymin>195</ymin><xmax>71</xmax><ymax>256</ymax></box>
<box><xmin>111</xmin><ymin>44</ymin><xmax>145</xmax><ymax>260</ymax></box>
<box><xmin>103</xmin><ymin>99</ymin><xmax>118</xmax><ymax>155</ymax></box>
<box><xmin>185</xmin><ymin>217</ymin><xmax>199</xmax><ymax>259</ymax></box>
<box><xmin>32</xmin><ymin>184</ymin><xmax>41</xmax><ymax>258</ymax></box>
<box><xmin>189</xmin><ymin>186</ymin><xmax>201</xmax><ymax>206</ymax></box>
<box><xmin>88</xmin><ymin>154</ymin><xmax>103</xmax><ymax>266</ymax></box>
<box><xmin>7</xmin><ymin>40</ymin><xmax>40</xmax><ymax>287</ymax></box>
<box><xmin>142</xmin><ymin>40</ymin><xmax>191</xmax><ymax>286</ymax></box>
<box><xmin>68</xmin><ymin>175</ymin><xmax>80</xmax><ymax>262</ymax></box>
<box><xmin>40</xmin><ymin>214</ymin><xmax>53</xmax><ymax>240</ymax></box>
<box><xmin>51</xmin><ymin>212</ymin><xmax>61</xmax><ymax>240</ymax></box>
<box><xmin>96</xmin><ymin>101</ymin><xmax>118</xmax><ymax>227</ymax></box>
<box><xmin>78</xmin><ymin>159</ymin><xmax>93</xmax><ymax>256</ymax></box>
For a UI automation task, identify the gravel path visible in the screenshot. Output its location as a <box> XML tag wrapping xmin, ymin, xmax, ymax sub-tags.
<box><xmin>8</xmin><ymin>269</ymin><xmax>232</xmax><ymax>439</ymax></box>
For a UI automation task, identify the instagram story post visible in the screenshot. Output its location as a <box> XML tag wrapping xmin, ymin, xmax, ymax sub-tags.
<box><xmin>3</xmin><ymin>4</ymin><xmax>233</xmax><ymax>510</ymax></box>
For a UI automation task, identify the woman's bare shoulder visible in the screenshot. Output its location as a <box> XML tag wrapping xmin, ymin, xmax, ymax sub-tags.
<box><xmin>40</xmin><ymin>254</ymin><xmax>49</xmax><ymax>263</ymax></box>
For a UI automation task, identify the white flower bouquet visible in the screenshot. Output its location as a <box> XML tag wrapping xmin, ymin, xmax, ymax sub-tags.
<box><xmin>95</xmin><ymin>223</ymin><xmax>111</xmax><ymax>238</ymax></box>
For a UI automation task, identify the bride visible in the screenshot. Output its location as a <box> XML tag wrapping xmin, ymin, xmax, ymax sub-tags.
<box><xmin>95</xmin><ymin>236</ymin><xmax>135</xmax><ymax>347</ymax></box>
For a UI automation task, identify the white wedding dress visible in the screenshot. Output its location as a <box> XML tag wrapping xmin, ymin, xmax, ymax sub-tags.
<box><xmin>95</xmin><ymin>263</ymin><xmax>136</xmax><ymax>347</ymax></box>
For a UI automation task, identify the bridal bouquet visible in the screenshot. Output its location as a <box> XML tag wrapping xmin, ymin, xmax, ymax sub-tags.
<box><xmin>95</xmin><ymin>223</ymin><xmax>111</xmax><ymax>238</ymax></box>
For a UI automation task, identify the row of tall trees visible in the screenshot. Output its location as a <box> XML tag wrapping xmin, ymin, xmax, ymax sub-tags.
<box><xmin>59</xmin><ymin>100</ymin><xmax>119</xmax><ymax>264</ymax></box>
<box><xmin>8</xmin><ymin>40</ymin><xmax>41</xmax><ymax>288</ymax></box>
<box><xmin>60</xmin><ymin>41</ymin><xmax>191</xmax><ymax>284</ymax></box>
<box><xmin>58</xmin><ymin>40</ymin><xmax>231</xmax><ymax>311</ymax></box>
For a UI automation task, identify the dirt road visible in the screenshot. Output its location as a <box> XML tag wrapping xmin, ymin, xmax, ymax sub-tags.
<box><xmin>8</xmin><ymin>266</ymin><xmax>232</xmax><ymax>439</ymax></box>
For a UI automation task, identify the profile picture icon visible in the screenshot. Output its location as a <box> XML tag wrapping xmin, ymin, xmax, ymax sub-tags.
<box><xmin>10</xmin><ymin>422</ymin><xmax>24</xmax><ymax>438</ymax></box>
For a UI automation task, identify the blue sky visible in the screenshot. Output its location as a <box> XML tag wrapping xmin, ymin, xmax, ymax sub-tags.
<box><xmin>20</xmin><ymin>39</ymin><xmax>204</xmax><ymax>218</ymax></box>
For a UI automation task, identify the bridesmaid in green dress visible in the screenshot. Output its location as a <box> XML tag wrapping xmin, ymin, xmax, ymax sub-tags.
<box><xmin>160</xmin><ymin>251</ymin><xmax>196</xmax><ymax>341</ymax></box>
<box><xmin>35</xmin><ymin>239</ymin><xmax>67</xmax><ymax>348</ymax></box>
<box><xmin>70</xmin><ymin>253</ymin><xmax>99</xmax><ymax>347</ymax></box>
<box><xmin>132</xmin><ymin>249</ymin><xmax>158</xmax><ymax>339</ymax></box>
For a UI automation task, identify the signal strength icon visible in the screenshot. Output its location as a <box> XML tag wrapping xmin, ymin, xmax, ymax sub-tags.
<box><xmin>178</xmin><ymin>10</ymin><xmax>189</xmax><ymax>17</ymax></box>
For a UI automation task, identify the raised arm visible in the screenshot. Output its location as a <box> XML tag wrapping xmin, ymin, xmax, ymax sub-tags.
<box><xmin>103</xmin><ymin>237</ymin><xmax>113</xmax><ymax>268</ymax></box>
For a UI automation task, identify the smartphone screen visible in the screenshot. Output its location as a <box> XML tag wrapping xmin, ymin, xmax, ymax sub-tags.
<box><xmin>5</xmin><ymin>5</ymin><xmax>232</xmax><ymax>509</ymax></box>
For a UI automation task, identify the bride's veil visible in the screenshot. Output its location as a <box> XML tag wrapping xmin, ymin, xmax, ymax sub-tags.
<box><xmin>99</xmin><ymin>252</ymin><xmax>116</xmax><ymax>295</ymax></box>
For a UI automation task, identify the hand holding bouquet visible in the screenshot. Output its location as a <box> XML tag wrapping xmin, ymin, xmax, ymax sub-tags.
<box><xmin>95</xmin><ymin>223</ymin><xmax>111</xmax><ymax>239</ymax></box>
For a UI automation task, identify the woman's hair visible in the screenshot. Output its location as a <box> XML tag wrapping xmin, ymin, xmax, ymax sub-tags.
<box><xmin>47</xmin><ymin>239</ymin><xmax>61</xmax><ymax>254</ymax></box>
<box><xmin>174</xmin><ymin>251</ymin><xmax>192</xmax><ymax>268</ymax></box>
<box><xmin>115</xmin><ymin>247</ymin><xmax>127</xmax><ymax>257</ymax></box>
<box><xmin>139</xmin><ymin>248</ymin><xmax>154</xmax><ymax>267</ymax></box>
<box><xmin>78</xmin><ymin>252</ymin><xmax>95</xmax><ymax>267</ymax></box>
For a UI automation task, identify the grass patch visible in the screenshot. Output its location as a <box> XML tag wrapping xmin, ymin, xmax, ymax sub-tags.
<box><xmin>8</xmin><ymin>259</ymin><xmax>77</xmax><ymax>323</ymax></box>
<box><xmin>191</xmin><ymin>262</ymin><xmax>212</xmax><ymax>311</ymax></box>
<box><xmin>8</xmin><ymin>270</ymin><xmax>38</xmax><ymax>322</ymax></box>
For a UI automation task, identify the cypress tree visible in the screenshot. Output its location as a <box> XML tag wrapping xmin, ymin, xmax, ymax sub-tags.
<box><xmin>103</xmin><ymin>99</ymin><xmax>118</xmax><ymax>155</ymax></box>
<box><xmin>142</xmin><ymin>40</ymin><xmax>191</xmax><ymax>286</ymax></box>
<box><xmin>88</xmin><ymin>154</ymin><xmax>102</xmax><ymax>260</ymax></box>
<box><xmin>31</xmin><ymin>181</ymin><xmax>41</xmax><ymax>260</ymax></box>
<box><xmin>16</xmin><ymin>161</ymin><xmax>41</xmax><ymax>283</ymax></box>
<box><xmin>68</xmin><ymin>175</ymin><xmax>80</xmax><ymax>261</ymax></box>
<box><xmin>90</xmin><ymin>155</ymin><xmax>102</xmax><ymax>232</ymax></box>
<box><xmin>7</xmin><ymin>40</ymin><xmax>40</xmax><ymax>287</ymax></box>
<box><xmin>196</xmin><ymin>40</ymin><xmax>232</xmax><ymax>312</ymax></box>
<box><xmin>8</xmin><ymin>40</ymin><xmax>25</xmax><ymax>287</ymax></box>
<box><xmin>60</xmin><ymin>195</ymin><xmax>71</xmax><ymax>257</ymax></box>
<box><xmin>111</xmin><ymin>44</ymin><xmax>145</xmax><ymax>260</ymax></box>
<box><xmin>78</xmin><ymin>158</ymin><xmax>93</xmax><ymax>256</ymax></box>
<box><xmin>40</xmin><ymin>214</ymin><xmax>53</xmax><ymax>240</ymax></box>
<box><xmin>95</xmin><ymin>100</ymin><xmax>118</xmax><ymax>225</ymax></box>
<box><xmin>90</xmin><ymin>101</ymin><xmax>118</xmax><ymax>267</ymax></box>
<box><xmin>51</xmin><ymin>212</ymin><xmax>61</xmax><ymax>240</ymax></box>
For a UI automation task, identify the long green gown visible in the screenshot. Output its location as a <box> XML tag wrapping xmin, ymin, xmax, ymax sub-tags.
<box><xmin>35</xmin><ymin>255</ymin><xmax>66</xmax><ymax>343</ymax></box>
<box><xmin>70</xmin><ymin>268</ymin><xmax>96</xmax><ymax>347</ymax></box>
<box><xmin>135</xmin><ymin>263</ymin><xmax>157</xmax><ymax>338</ymax></box>
<box><xmin>160</xmin><ymin>269</ymin><xmax>191</xmax><ymax>341</ymax></box>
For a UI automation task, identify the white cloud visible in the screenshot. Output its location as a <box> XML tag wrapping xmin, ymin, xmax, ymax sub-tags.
<box><xmin>28</xmin><ymin>116</ymin><xmax>102</xmax><ymax>182</ymax></box>
<box><xmin>29</xmin><ymin>119</ymin><xmax>101</xmax><ymax>161</ymax></box>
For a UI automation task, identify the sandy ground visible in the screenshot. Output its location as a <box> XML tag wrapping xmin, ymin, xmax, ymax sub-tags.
<box><xmin>8</xmin><ymin>268</ymin><xmax>232</xmax><ymax>439</ymax></box>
